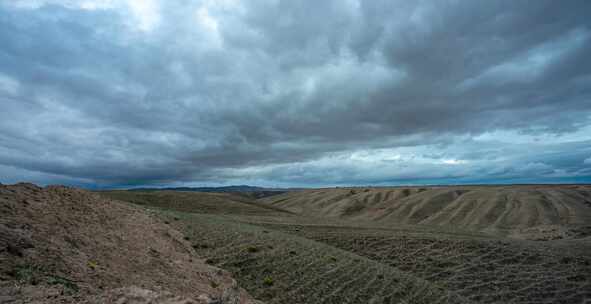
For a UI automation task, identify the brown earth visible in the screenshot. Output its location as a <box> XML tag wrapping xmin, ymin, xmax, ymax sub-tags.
<box><xmin>4</xmin><ymin>183</ymin><xmax>590</xmax><ymax>304</ymax></box>
<box><xmin>100</xmin><ymin>190</ymin><xmax>290</xmax><ymax>216</ymax></box>
<box><xmin>260</xmin><ymin>185</ymin><xmax>591</xmax><ymax>239</ymax></box>
<box><xmin>97</xmin><ymin>186</ymin><xmax>591</xmax><ymax>304</ymax></box>
<box><xmin>0</xmin><ymin>183</ymin><xmax>261</xmax><ymax>304</ymax></box>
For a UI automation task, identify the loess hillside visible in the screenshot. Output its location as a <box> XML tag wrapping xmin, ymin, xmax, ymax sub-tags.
<box><xmin>0</xmin><ymin>183</ymin><xmax>260</xmax><ymax>304</ymax></box>
<box><xmin>100</xmin><ymin>190</ymin><xmax>290</xmax><ymax>216</ymax></box>
<box><xmin>4</xmin><ymin>183</ymin><xmax>590</xmax><ymax>304</ymax></box>
<box><xmin>260</xmin><ymin>185</ymin><xmax>591</xmax><ymax>239</ymax></box>
<box><xmin>100</xmin><ymin>186</ymin><xmax>591</xmax><ymax>304</ymax></box>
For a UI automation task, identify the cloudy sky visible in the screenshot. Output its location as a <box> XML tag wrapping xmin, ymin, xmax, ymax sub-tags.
<box><xmin>1</xmin><ymin>0</ymin><xmax>591</xmax><ymax>188</ymax></box>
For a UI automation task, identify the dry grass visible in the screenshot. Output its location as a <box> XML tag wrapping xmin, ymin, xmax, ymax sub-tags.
<box><xmin>263</xmin><ymin>224</ymin><xmax>591</xmax><ymax>304</ymax></box>
<box><xmin>164</xmin><ymin>212</ymin><xmax>466</xmax><ymax>304</ymax></box>
<box><xmin>261</xmin><ymin>186</ymin><xmax>591</xmax><ymax>239</ymax></box>
<box><xmin>100</xmin><ymin>190</ymin><xmax>289</xmax><ymax>216</ymax></box>
<box><xmin>100</xmin><ymin>186</ymin><xmax>591</xmax><ymax>304</ymax></box>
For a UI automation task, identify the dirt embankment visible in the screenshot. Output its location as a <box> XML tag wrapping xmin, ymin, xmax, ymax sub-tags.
<box><xmin>0</xmin><ymin>183</ymin><xmax>261</xmax><ymax>304</ymax></box>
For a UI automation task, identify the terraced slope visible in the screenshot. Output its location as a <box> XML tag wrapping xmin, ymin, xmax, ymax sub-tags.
<box><xmin>164</xmin><ymin>212</ymin><xmax>467</xmax><ymax>304</ymax></box>
<box><xmin>102</xmin><ymin>188</ymin><xmax>591</xmax><ymax>304</ymax></box>
<box><xmin>263</xmin><ymin>224</ymin><xmax>591</xmax><ymax>304</ymax></box>
<box><xmin>261</xmin><ymin>186</ymin><xmax>591</xmax><ymax>237</ymax></box>
<box><xmin>101</xmin><ymin>190</ymin><xmax>290</xmax><ymax>216</ymax></box>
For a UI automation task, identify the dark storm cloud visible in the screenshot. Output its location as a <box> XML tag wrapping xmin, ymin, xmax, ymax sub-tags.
<box><xmin>0</xmin><ymin>0</ymin><xmax>590</xmax><ymax>187</ymax></box>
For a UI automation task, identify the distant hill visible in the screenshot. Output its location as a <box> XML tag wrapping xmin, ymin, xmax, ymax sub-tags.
<box><xmin>126</xmin><ymin>185</ymin><xmax>293</xmax><ymax>199</ymax></box>
<box><xmin>260</xmin><ymin>185</ymin><xmax>591</xmax><ymax>239</ymax></box>
<box><xmin>100</xmin><ymin>189</ymin><xmax>291</xmax><ymax>215</ymax></box>
<box><xmin>128</xmin><ymin>185</ymin><xmax>282</xmax><ymax>192</ymax></box>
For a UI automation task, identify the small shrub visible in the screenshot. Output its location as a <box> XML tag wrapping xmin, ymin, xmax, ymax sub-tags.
<box><xmin>263</xmin><ymin>276</ymin><xmax>274</xmax><ymax>286</ymax></box>
<box><xmin>14</xmin><ymin>265</ymin><xmax>40</xmax><ymax>283</ymax></box>
<box><xmin>246</xmin><ymin>246</ymin><xmax>259</xmax><ymax>253</ymax></box>
<box><xmin>47</xmin><ymin>275</ymin><xmax>79</xmax><ymax>294</ymax></box>
<box><xmin>192</xmin><ymin>243</ymin><xmax>209</xmax><ymax>249</ymax></box>
<box><xmin>14</xmin><ymin>265</ymin><xmax>78</xmax><ymax>294</ymax></box>
<box><xmin>87</xmin><ymin>260</ymin><xmax>98</xmax><ymax>270</ymax></box>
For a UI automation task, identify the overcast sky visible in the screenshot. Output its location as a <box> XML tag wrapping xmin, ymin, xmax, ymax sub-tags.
<box><xmin>1</xmin><ymin>0</ymin><xmax>591</xmax><ymax>188</ymax></box>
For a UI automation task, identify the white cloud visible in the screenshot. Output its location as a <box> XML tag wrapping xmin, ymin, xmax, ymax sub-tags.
<box><xmin>126</xmin><ymin>0</ymin><xmax>160</xmax><ymax>32</ymax></box>
<box><xmin>9</xmin><ymin>0</ymin><xmax>162</xmax><ymax>32</ymax></box>
<box><xmin>441</xmin><ymin>159</ymin><xmax>467</xmax><ymax>165</ymax></box>
<box><xmin>5</xmin><ymin>0</ymin><xmax>116</xmax><ymax>10</ymax></box>
<box><xmin>195</xmin><ymin>5</ymin><xmax>222</xmax><ymax>47</ymax></box>
<box><xmin>0</xmin><ymin>73</ymin><xmax>19</xmax><ymax>96</ymax></box>
<box><xmin>1</xmin><ymin>1</ymin><xmax>590</xmax><ymax>187</ymax></box>
<box><xmin>6</xmin><ymin>0</ymin><xmax>162</xmax><ymax>32</ymax></box>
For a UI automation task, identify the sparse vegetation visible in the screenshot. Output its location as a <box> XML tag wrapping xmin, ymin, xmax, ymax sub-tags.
<box><xmin>46</xmin><ymin>275</ymin><xmax>79</xmax><ymax>294</ymax></box>
<box><xmin>162</xmin><ymin>212</ymin><xmax>465</xmax><ymax>303</ymax></box>
<box><xmin>14</xmin><ymin>264</ymin><xmax>42</xmax><ymax>284</ymax></box>
<box><xmin>13</xmin><ymin>264</ymin><xmax>79</xmax><ymax>294</ymax></box>
<box><xmin>263</xmin><ymin>276</ymin><xmax>274</xmax><ymax>286</ymax></box>
<box><xmin>87</xmin><ymin>260</ymin><xmax>98</xmax><ymax>270</ymax></box>
<box><xmin>5</xmin><ymin>184</ymin><xmax>590</xmax><ymax>303</ymax></box>
<box><xmin>246</xmin><ymin>246</ymin><xmax>259</xmax><ymax>253</ymax></box>
<box><xmin>1</xmin><ymin>184</ymin><xmax>259</xmax><ymax>304</ymax></box>
<box><xmin>99</xmin><ymin>190</ymin><xmax>289</xmax><ymax>216</ymax></box>
<box><xmin>110</xmin><ymin>187</ymin><xmax>591</xmax><ymax>304</ymax></box>
<box><xmin>266</xmin><ymin>224</ymin><xmax>591</xmax><ymax>304</ymax></box>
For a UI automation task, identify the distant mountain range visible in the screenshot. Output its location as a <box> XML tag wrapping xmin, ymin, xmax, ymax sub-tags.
<box><xmin>129</xmin><ymin>185</ymin><xmax>292</xmax><ymax>192</ymax></box>
<box><xmin>126</xmin><ymin>185</ymin><xmax>296</xmax><ymax>199</ymax></box>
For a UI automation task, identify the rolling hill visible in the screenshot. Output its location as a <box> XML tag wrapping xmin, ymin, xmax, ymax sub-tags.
<box><xmin>5</xmin><ymin>183</ymin><xmax>590</xmax><ymax>303</ymax></box>
<box><xmin>100</xmin><ymin>190</ymin><xmax>291</xmax><ymax>216</ymax></box>
<box><xmin>260</xmin><ymin>185</ymin><xmax>591</xmax><ymax>239</ymax></box>
<box><xmin>0</xmin><ymin>183</ymin><xmax>259</xmax><ymax>303</ymax></box>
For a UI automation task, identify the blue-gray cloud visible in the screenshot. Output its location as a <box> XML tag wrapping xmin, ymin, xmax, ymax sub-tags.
<box><xmin>0</xmin><ymin>0</ymin><xmax>590</xmax><ymax>188</ymax></box>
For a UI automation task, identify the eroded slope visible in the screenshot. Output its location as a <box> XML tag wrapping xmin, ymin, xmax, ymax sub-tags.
<box><xmin>0</xmin><ymin>183</ymin><xmax>260</xmax><ymax>304</ymax></box>
<box><xmin>262</xmin><ymin>186</ymin><xmax>591</xmax><ymax>238</ymax></box>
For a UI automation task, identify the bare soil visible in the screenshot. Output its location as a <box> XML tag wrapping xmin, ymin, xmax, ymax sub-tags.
<box><xmin>4</xmin><ymin>183</ymin><xmax>590</xmax><ymax>303</ymax></box>
<box><xmin>0</xmin><ymin>183</ymin><xmax>260</xmax><ymax>304</ymax></box>
<box><xmin>260</xmin><ymin>186</ymin><xmax>591</xmax><ymax>240</ymax></box>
